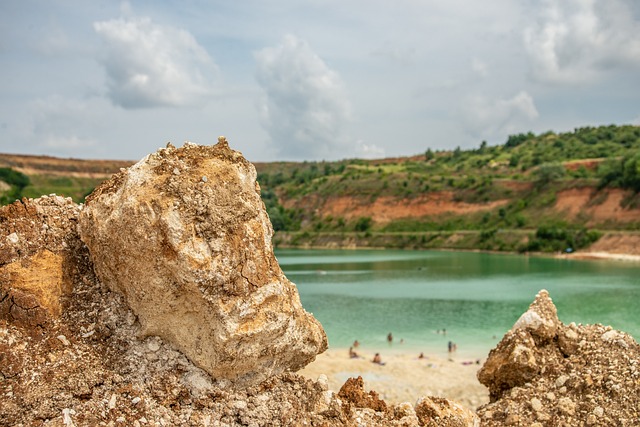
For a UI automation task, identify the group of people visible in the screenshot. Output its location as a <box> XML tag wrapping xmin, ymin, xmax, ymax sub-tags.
<box><xmin>349</xmin><ymin>339</ymin><xmax>385</xmax><ymax>365</ymax></box>
<box><xmin>348</xmin><ymin>331</ymin><xmax>460</xmax><ymax>365</ymax></box>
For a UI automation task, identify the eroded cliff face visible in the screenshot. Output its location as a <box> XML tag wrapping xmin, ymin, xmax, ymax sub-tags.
<box><xmin>78</xmin><ymin>138</ymin><xmax>327</xmax><ymax>388</ymax></box>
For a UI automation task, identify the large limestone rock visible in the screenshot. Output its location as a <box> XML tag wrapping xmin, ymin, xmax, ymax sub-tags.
<box><xmin>78</xmin><ymin>137</ymin><xmax>327</xmax><ymax>387</ymax></box>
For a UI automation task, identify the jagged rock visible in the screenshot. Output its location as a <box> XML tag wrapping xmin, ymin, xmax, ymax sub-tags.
<box><xmin>477</xmin><ymin>289</ymin><xmax>640</xmax><ymax>426</ymax></box>
<box><xmin>338</xmin><ymin>376</ymin><xmax>388</xmax><ymax>413</ymax></box>
<box><xmin>414</xmin><ymin>396</ymin><xmax>480</xmax><ymax>427</ymax></box>
<box><xmin>78</xmin><ymin>138</ymin><xmax>327</xmax><ymax>388</ymax></box>
<box><xmin>477</xmin><ymin>290</ymin><xmax>563</xmax><ymax>401</ymax></box>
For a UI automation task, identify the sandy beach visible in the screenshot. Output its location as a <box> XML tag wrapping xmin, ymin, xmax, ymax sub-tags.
<box><xmin>298</xmin><ymin>347</ymin><xmax>490</xmax><ymax>409</ymax></box>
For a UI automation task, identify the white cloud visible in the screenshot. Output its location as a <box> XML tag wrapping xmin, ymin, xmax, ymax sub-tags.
<box><xmin>93</xmin><ymin>16</ymin><xmax>219</xmax><ymax>109</ymax></box>
<box><xmin>462</xmin><ymin>91</ymin><xmax>539</xmax><ymax>138</ymax></box>
<box><xmin>354</xmin><ymin>140</ymin><xmax>385</xmax><ymax>159</ymax></box>
<box><xmin>24</xmin><ymin>96</ymin><xmax>101</xmax><ymax>154</ymax></box>
<box><xmin>524</xmin><ymin>0</ymin><xmax>640</xmax><ymax>84</ymax></box>
<box><xmin>254</xmin><ymin>34</ymin><xmax>352</xmax><ymax>160</ymax></box>
<box><xmin>471</xmin><ymin>58</ymin><xmax>488</xmax><ymax>78</ymax></box>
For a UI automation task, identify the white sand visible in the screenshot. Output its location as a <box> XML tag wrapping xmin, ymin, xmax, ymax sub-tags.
<box><xmin>565</xmin><ymin>251</ymin><xmax>640</xmax><ymax>262</ymax></box>
<box><xmin>299</xmin><ymin>348</ymin><xmax>490</xmax><ymax>409</ymax></box>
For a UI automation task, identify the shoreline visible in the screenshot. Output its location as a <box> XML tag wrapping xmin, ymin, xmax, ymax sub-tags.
<box><xmin>559</xmin><ymin>251</ymin><xmax>640</xmax><ymax>262</ymax></box>
<box><xmin>298</xmin><ymin>347</ymin><xmax>490</xmax><ymax>409</ymax></box>
<box><xmin>277</xmin><ymin>242</ymin><xmax>640</xmax><ymax>264</ymax></box>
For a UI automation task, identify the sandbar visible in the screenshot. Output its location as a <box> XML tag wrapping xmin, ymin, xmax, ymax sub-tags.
<box><xmin>298</xmin><ymin>347</ymin><xmax>490</xmax><ymax>409</ymax></box>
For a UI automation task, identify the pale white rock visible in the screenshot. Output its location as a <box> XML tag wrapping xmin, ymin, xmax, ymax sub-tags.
<box><xmin>79</xmin><ymin>137</ymin><xmax>327</xmax><ymax>388</ymax></box>
<box><xmin>6</xmin><ymin>232</ymin><xmax>19</xmax><ymax>245</ymax></box>
<box><xmin>108</xmin><ymin>393</ymin><xmax>117</xmax><ymax>409</ymax></box>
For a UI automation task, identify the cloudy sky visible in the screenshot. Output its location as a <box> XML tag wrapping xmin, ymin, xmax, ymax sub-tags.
<box><xmin>1</xmin><ymin>1</ymin><xmax>639</xmax><ymax>162</ymax></box>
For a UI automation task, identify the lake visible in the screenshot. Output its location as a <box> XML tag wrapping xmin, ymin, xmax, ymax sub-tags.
<box><xmin>276</xmin><ymin>249</ymin><xmax>640</xmax><ymax>359</ymax></box>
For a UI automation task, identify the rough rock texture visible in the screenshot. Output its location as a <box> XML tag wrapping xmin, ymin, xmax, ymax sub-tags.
<box><xmin>0</xmin><ymin>147</ymin><xmax>479</xmax><ymax>426</ymax></box>
<box><xmin>477</xmin><ymin>289</ymin><xmax>640</xmax><ymax>426</ymax></box>
<box><xmin>78</xmin><ymin>138</ymin><xmax>327</xmax><ymax>388</ymax></box>
<box><xmin>415</xmin><ymin>396</ymin><xmax>479</xmax><ymax>427</ymax></box>
<box><xmin>0</xmin><ymin>195</ymin><xmax>88</xmax><ymax>329</ymax></box>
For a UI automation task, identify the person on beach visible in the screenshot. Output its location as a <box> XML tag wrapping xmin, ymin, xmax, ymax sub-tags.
<box><xmin>349</xmin><ymin>347</ymin><xmax>359</xmax><ymax>359</ymax></box>
<box><xmin>372</xmin><ymin>353</ymin><xmax>385</xmax><ymax>365</ymax></box>
<box><xmin>418</xmin><ymin>352</ymin><xmax>425</xmax><ymax>359</ymax></box>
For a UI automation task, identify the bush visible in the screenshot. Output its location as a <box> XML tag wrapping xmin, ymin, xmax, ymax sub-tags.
<box><xmin>0</xmin><ymin>167</ymin><xmax>30</xmax><ymax>205</ymax></box>
<box><xmin>0</xmin><ymin>168</ymin><xmax>30</xmax><ymax>189</ymax></box>
<box><xmin>523</xmin><ymin>226</ymin><xmax>601</xmax><ymax>253</ymax></box>
<box><xmin>354</xmin><ymin>217</ymin><xmax>372</xmax><ymax>232</ymax></box>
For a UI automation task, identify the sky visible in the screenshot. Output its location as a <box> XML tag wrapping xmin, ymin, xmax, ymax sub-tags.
<box><xmin>1</xmin><ymin>0</ymin><xmax>639</xmax><ymax>163</ymax></box>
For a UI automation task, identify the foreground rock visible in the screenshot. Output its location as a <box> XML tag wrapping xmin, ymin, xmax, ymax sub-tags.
<box><xmin>1</xmin><ymin>140</ymin><xmax>481</xmax><ymax>426</ymax></box>
<box><xmin>477</xmin><ymin>289</ymin><xmax>640</xmax><ymax>425</ymax></box>
<box><xmin>78</xmin><ymin>138</ymin><xmax>327</xmax><ymax>388</ymax></box>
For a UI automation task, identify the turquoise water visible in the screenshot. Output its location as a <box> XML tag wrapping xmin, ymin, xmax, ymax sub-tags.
<box><xmin>276</xmin><ymin>249</ymin><xmax>640</xmax><ymax>359</ymax></box>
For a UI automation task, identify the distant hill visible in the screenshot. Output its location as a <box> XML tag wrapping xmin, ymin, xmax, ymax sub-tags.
<box><xmin>2</xmin><ymin>124</ymin><xmax>640</xmax><ymax>253</ymax></box>
<box><xmin>0</xmin><ymin>153</ymin><xmax>134</xmax><ymax>204</ymax></box>
<box><xmin>254</xmin><ymin>124</ymin><xmax>640</xmax><ymax>252</ymax></box>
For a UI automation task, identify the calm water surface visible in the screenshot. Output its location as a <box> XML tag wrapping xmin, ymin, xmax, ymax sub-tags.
<box><xmin>276</xmin><ymin>249</ymin><xmax>640</xmax><ymax>359</ymax></box>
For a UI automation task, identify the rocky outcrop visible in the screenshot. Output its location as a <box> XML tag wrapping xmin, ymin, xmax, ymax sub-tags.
<box><xmin>477</xmin><ymin>289</ymin><xmax>640</xmax><ymax>425</ymax></box>
<box><xmin>78</xmin><ymin>138</ymin><xmax>327</xmax><ymax>388</ymax></box>
<box><xmin>0</xmin><ymin>140</ymin><xmax>483</xmax><ymax>426</ymax></box>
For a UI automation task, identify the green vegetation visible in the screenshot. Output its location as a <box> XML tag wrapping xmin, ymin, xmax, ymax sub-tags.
<box><xmin>522</xmin><ymin>227</ymin><xmax>602</xmax><ymax>253</ymax></box>
<box><xmin>3</xmin><ymin>124</ymin><xmax>640</xmax><ymax>253</ymax></box>
<box><xmin>20</xmin><ymin>175</ymin><xmax>106</xmax><ymax>204</ymax></box>
<box><xmin>0</xmin><ymin>167</ymin><xmax>30</xmax><ymax>204</ymax></box>
<box><xmin>254</xmin><ymin>124</ymin><xmax>640</xmax><ymax>252</ymax></box>
<box><xmin>0</xmin><ymin>168</ymin><xmax>107</xmax><ymax>205</ymax></box>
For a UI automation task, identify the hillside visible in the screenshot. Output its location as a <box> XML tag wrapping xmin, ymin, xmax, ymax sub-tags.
<box><xmin>2</xmin><ymin>124</ymin><xmax>640</xmax><ymax>254</ymax></box>
<box><xmin>255</xmin><ymin>125</ymin><xmax>640</xmax><ymax>253</ymax></box>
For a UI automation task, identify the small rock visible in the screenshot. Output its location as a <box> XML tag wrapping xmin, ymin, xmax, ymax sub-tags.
<box><xmin>555</xmin><ymin>374</ymin><xmax>569</xmax><ymax>388</ymax></box>
<box><xmin>317</xmin><ymin>374</ymin><xmax>329</xmax><ymax>391</ymax></box>
<box><xmin>6</xmin><ymin>232</ymin><xmax>19</xmax><ymax>244</ymax></box>
<box><xmin>557</xmin><ymin>397</ymin><xmax>576</xmax><ymax>415</ymax></box>
<box><xmin>108</xmin><ymin>393</ymin><xmax>117</xmax><ymax>410</ymax></box>
<box><xmin>57</xmin><ymin>335</ymin><xmax>70</xmax><ymax>346</ymax></box>
<box><xmin>530</xmin><ymin>397</ymin><xmax>542</xmax><ymax>411</ymax></box>
<box><xmin>147</xmin><ymin>339</ymin><xmax>161</xmax><ymax>352</ymax></box>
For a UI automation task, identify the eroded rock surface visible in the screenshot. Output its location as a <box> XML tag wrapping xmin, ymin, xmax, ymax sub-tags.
<box><xmin>78</xmin><ymin>138</ymin><xmax>327</xmax><ymax>388</ymax></box>
<box><xmin>0</xmin><ymin>195</ymin><xmax>88</xmax><ymax>329</ymax></box>
<box><xmin>477</xmin><ymin>289</ymin><xmax>640</xmax><ymax>425</ymax></box>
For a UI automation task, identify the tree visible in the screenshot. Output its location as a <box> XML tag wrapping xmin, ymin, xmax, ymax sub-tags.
<box><xmin>533</xmin><ymin>162</ymin><xmax>565</xmax><ymax>186</ymax></box>
<box><xmin>425</xmin><ymin>148</ymin><xmax>434</xmax><ymax>161</ymax></box>
<box><xmin>622</xmin><ymin>152</ymin><xmax>640</xmax><ymax>192</ymax></box>
<box><xmin>478</xmin><ymin>140</ymin><xmax>488</xmax><ymax>153</ymax></box>
<box><xmin>354</xmin><ymin>217</ymin><xmax>372</xmax><ymax>232</ymax></box>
